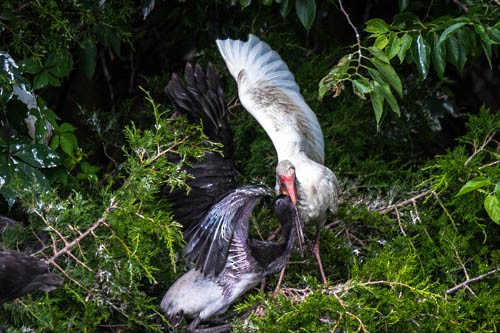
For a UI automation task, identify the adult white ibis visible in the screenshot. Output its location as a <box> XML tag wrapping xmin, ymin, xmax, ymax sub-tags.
<box><xmin>162</xmin><ymin>63</ymin><xmax>300</xmax><ymax>330</ymax></box>
<box><xmin>0</xmin><ymin>249</ymin><xmax>63</xmax><ymax>305</ymax></box>
<box><xmin>161</xmin><ymin>189</ymin><xmax>297</xmax><ymax>332</ymax></box>
<box><xmin>216</xmin><ymin>34</ymin><xmax>339</xmax><ymax>284</ymax></box>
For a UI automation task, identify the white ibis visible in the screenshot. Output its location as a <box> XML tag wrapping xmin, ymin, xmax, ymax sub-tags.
<box><xmin>161</xmin><ymin>189</ymin><xmax>297</xmax><ymax>332</ymax></box>
<box><xmin>0</xmin><ymin>249</ymin><xmax>63</xmax><ymax>304</ymax></box>
<box><xmin>216</xmin><ymin>34</ymin><xmax>339</xmax><ymax>284</ymax></box>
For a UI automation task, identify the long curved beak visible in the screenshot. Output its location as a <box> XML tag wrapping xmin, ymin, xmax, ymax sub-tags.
<box><xmin>280</xmin><ymin>179</ymin><xmax>297</xmax><ymax>206</ymax></box>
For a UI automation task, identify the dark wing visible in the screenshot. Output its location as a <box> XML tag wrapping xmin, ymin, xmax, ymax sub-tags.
<box><xmin>163</xmin><ymin>62</ymin><xmax>237</xmax><ymax>229</ymax></box>
<box><xmin>0</xmin><ymin>249</ymin><xmax>63</xmax><ymax>304</ymax></box>
<box><xmin>183</xmin><ymin>186</ymin><xmax>267</xmax><ymax>276</ymax></box>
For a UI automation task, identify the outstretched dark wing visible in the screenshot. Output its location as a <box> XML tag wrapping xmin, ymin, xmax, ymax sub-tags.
<box><xmin>183</xmin><ymin>186</ymin><xmax>267</xmax><ymax>276</ymax></box>
<box><xmin>0</xmin><ymin>249</ymin><xmax>63</xmax><ymax>304</ymax></box>
<box><xmin>164</xmin><ymin>63</ymin><xmax>237</xmax><ymax>229</ymax></box>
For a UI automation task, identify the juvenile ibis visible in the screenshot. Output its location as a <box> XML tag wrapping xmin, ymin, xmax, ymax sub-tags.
<box><xmin>0</xmin><ymin>249</ymin><xmax>63</xmax><ymax>305</ymax></box>
<box><xmin>161</xmin><ymin>190</ymin><xmax>298</xmax><ymax>332</ymax></box>
<box><xmin>216</xmin><ymin>34</ymin><xmax>339</xmax><ymax>284</ymax></box>
<box><xmin>162</xmin><ymin>63</ymin><xmax>299</xmax><ymax>330</ymax></box>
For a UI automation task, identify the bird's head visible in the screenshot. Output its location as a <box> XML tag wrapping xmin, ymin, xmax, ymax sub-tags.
<box><xmin>277</xmin><ymin>160</ymin><xmax>297</xmax><ymax>206</ymax></box>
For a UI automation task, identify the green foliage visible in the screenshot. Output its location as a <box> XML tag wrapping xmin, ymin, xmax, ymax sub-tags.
<box><xmin>0</xmin><ymin>92</ymin><xmax>216</xmax><ymax>332</ymax></box>
<box><xmin>319</xmin><ymin>0</ymin><xmax>500</xmax><ymax>128</ymax></box>
<box><xmin>0</xmin><ymin>51</ymin><xmax>79</xmax><ymax>206</ymax></box>
<box><xmin>234</xmin><ymin>108</ymin><xmax>499</xmax><ymax>332</ymax></box>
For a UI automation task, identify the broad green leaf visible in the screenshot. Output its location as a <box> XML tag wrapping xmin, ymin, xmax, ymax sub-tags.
<box><xmin>495</xmin><ymin>183</ymin><xmax>500</xmax><ymax>198</ymax></box>
<box><xmin>50</xmin><ymin>134</ymin><xmax>60</xmax><ymax>150</ymax></box>
<box><xmin>352</xmin><ymin>77</ymin><xmax>373</xmax><ymax>99</ymax></box>
<box><xmin>367</xmin><ymin>51</ymin><xmax>402</xmax><ymax>97</ymax></box>
<box><xmin>393</xmin><ymin>12</ymin><xmax>420</xmax><ymax>29</ymax></box>
<box><xmin>374</xmin><ymin>35</ymin><xmax>389</xmax><ymax>49</ymax></box>
<box><xmin>280</xmin><ymin>0</ymin><xmax>293</xmax><ymax>17</ymax></box>
<box><xmin>479</xmin><ymin>39</ymin><xmax>493</xmax><ymax>68</ymax></box>
<box><xmin>397</xmin><ymin>34</ymin><xmax>412</xmax><ymax>62</ymax></box>
<box><xmin>484</xmin><ymin>194</ymin><xmax>500</xmax><ymax>224</ymax></box>
<box><xmin>438</xmin><ymin>21</ymin><xmax>468</xmax><ymax>45</ymax></box>
<box><xmin>60</xmin><ymin>134</ymin><xmax>75</xmax><ymax>156</ymax></box>
<box><xmin>47</xmin><ymin>72</ymin><xmax>61</xmax><ymax>87</ymax></box>
<box><xmin>415</xmin><ymin>34</ymin><xmax>430</xmax><ymax>80</ymax></box>
<box><xmin>79</xmin><ymin>38</ymin><xmax>97</xmax><ymax>79</ymax></box>
<box><xmin>372</xmin><ymin>77</ymin><xmax>400</xmax><ymax>116</ymax></box>
<box><xmin>47</xmin><ymin>49</ymin><xmax>73</xmax><ymax>78</ymax></box>
<box><xmin>365</xmin><ymin>18</ymin><xmax>389</xmax><ymax>34</ymax></box>
<box><xmin>33</xmin><ymin>71</ymin><xmax>49</xmax><ymax>90</ymax></box>
<box><xmin>59</xmin><ymin>122</ymin><xmax>76</xmax><ymax>133</ymax></box>
<box><xmin>20</xmin><ymin>58</ymin><xmax>42</xmax><ymax>74</ymax></box>
<box><xmin>474</xmin><ymin>24</ymin><xmax>494</xmax><ymax>44</ymax></box>
<box><xmin>431</xmin><ymin>32</ymin><xmax>446</xmax><ymax>79</ymax></box>
<box><xmin>456</xmin><ymin>28</ymin><xmax>468</xmax><ymax>71</ymax></box>
<box><xmin>446</xmin><ymin>35</ymin><xmax>460</xmax><ymax>69</ymax></box>
<box><xmin>295</xmin><ymin>0</ymin><xmax>316</xmax><ymax>30</ymax></box>
<box><xmin>386</xmin><ymin>34</ymin><xmax>403</xmax><ymax>60</ymax></box>
<box><xmin>368</xmin><ymin>46</ymin><xmax>390</xmax><ymax>63</ymax></box>
<box><xmin>13</xmin><ymin>143</ymin><xmax>59</xmax><ymax>168</ymax></box>
<box><xmin>456</xmin><ymin>176</ymin><xmax>492</xmax><ymax>196</ymax></box>
<box><xmin>369</xmin><ymin>89</ymin><xmax>384</xmax><ymax>128</ymax></box>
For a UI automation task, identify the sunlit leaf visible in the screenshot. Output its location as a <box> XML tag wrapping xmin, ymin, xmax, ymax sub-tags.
<box><xmin>368</xmin><ymin>49</ymin><xmax>402</xmax><ymax>97</ymax></box>
<box><xmin>415</xmin><ymin>34</ymin><xmax>430</xmax><ymax>80</ymax></box>
<box><xmin>386</xmin><ymin>34</ymin><xmax>403</xmax><ymax>59</ymax></box>
<box><xmin>352</xmin><ymin>77</ymin><xmax>373</xmax><ymax>99</ymax></box>
<box><xmin>373</xmin><ymin>77</ymin><xmax>400</xmax><ymax>116</ymax></box>
<box><xmin>374</xmin><ymin>35</ymin><xmax>389</xmax><ymax>49</ymax></box>
<box><xmin>484</xmin><ymin>194</ymin><xmax>500</xmax><ymax>224</ymax></box>
<box><xmin>365</xmin><ymin>18</ymin><xmax>389</xmax><ymax>34</ymax></box>
<box><xmin>397</xmin><ymin>34</ymin><xmax>412</xmax><ymax>62</ymax></box>
<box><xmin>13</xmin><ymin>143</ymin><xmax>59</xmax><ymax>168</ymax></box>
<box><xmin>456</xmin><ymin>176</ymin><xmax>492</xmax><ymax>196</ymax></box>
<box><xmin>438</xmin><ymin>21</ymin><xmax>468</xmax><ymax>45</ymax></box>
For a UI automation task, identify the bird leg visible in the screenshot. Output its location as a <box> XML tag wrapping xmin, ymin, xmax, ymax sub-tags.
<box><xmin>272</xmin><ymin>265</ymin><xmax>286</xmax><ymax>297</ymax></box>
<box><xmin>312</xmin><ymin>229</ymin><xmax>328</xmax><ymax>285</ymax></box>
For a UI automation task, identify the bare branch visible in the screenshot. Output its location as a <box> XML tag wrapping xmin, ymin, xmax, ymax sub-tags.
<box><xmin>379</xmin><ymin>190</ymin><xmax>432</xmax><ymax>214</ymax></box>
<box><xmin>445</xmin><ymin>268</ymin><xmax>499</xmax><ymax>295</ymax></box>
<box><xmin>337</xmin><ymin>0</ymin><xmax>362</xmax><ymax>70</ymax></box>
<box><xmin>465</xmin><ymin>130</ymin><xmax>496</xmax><ymax>165</ymax></box>
<box><xmin>46</xmin><ymin>203</ymin><xmax>119</xmax><ymax>265</ymax></box>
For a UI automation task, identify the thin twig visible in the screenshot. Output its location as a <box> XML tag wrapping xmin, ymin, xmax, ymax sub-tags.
<box><xmin>453</xmin><ymin>0</ymin><xmax>468</xmax><ymax>12</ymax></box>
<box><xmin>445</xmin><ymin>268</ymin><xmax>499</xmax><ymax>295</ymax></box>
<box><xmin>46</xmin><ymin>203</ymin><xmax>118</xmax><ymax>265</ymax></box>
<box><xmin>464</xmin><ymin>130</ymin><xmax>496</xmax><ymax>165</ymax></box>
<box><xmin>379</xmin><ymin>190</ymin><xmax>432</xmax><ymax>214</ymax></box>
<box><xmin>338</xmin><ymin>0</ymin><xmax>362</xmax><ymax>64</ymax></box>
<box><xmin>395</xmin><ymin>207</ymin><xmax>406</xmax><ymax>236</ymax></box>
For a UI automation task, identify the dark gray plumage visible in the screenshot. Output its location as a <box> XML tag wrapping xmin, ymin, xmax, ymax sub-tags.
<box><xmin>161</xmin><ymin>192</ymin><xmax>297</xmax><ymax>332</ymax></box>
<box><xmin>0</xmin><ymin>249</ymin><xmax>63</xmax><ymax>305</ymax></box>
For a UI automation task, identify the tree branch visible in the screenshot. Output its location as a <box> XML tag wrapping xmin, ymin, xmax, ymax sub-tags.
<box><xmin>445</xmin><ymin>268</ymin><xmax>499</xmax><ymax>295</ymax></box>
<box><xmin>379</xmin><ymin>190</ymin><xmax>432</xmax><ymax>214</ymax></box>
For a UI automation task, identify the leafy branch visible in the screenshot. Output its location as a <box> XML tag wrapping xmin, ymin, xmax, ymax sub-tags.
<box><xmin>319</xmin><ymin>2</ymin><xmax>500</xmax><ymax>127</ymax></box>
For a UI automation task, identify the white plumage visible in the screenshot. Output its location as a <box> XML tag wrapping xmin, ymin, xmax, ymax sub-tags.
<box><xmin>216</xmin><ymin>34</ymin><xmax>339</xmax><ymax>284</ymax></box>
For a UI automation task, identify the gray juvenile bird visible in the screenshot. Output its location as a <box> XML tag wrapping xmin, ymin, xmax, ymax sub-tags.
<box><xmin>161</xmin><ymin>190</ymin><xmax>297</xmax><ymax>332</ymax></box>
<box><xmin>0</xmin><ymin>249</ymin><xmax>63</xmax><ymax>305</ymax></box>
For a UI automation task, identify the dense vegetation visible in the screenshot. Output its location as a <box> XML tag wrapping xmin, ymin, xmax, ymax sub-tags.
<box><xmin>0</xmin><ymin>0</ymin><xmax>498</xmax><ymax>332</ymax></box>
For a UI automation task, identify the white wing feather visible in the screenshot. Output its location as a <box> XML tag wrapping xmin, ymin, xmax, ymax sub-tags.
<box><xmin>216</xmin><ymin>34</ymin><xmax>324</xmax><ymax>164</ymax></box>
